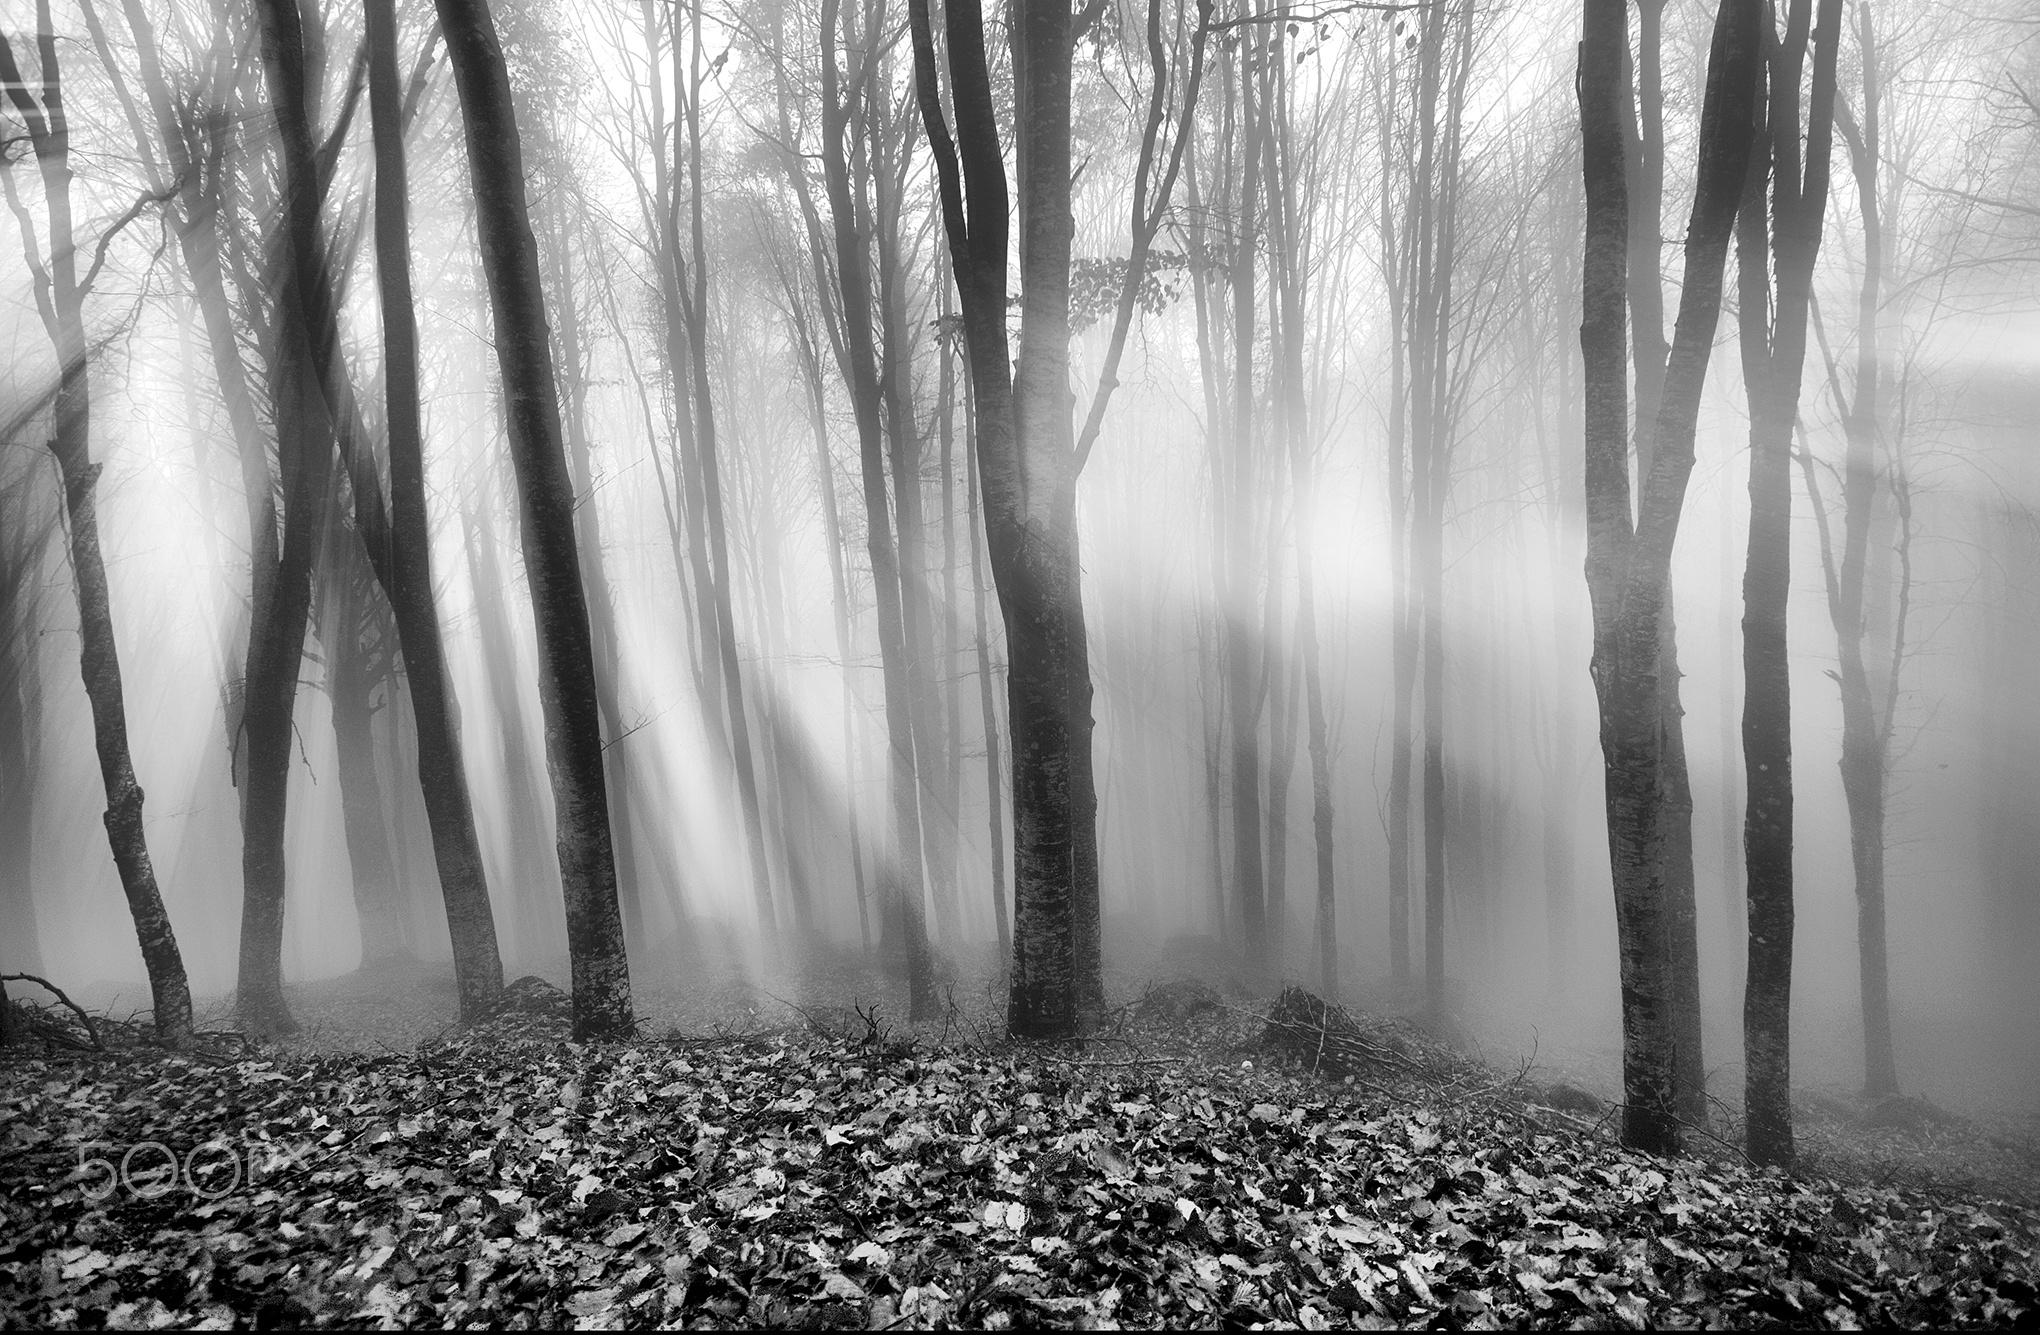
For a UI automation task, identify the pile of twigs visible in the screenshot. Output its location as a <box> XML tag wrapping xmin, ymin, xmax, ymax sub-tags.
<box><xmin>1259</xmin><ymin>986</ymin><xmax>1428</xmax><ymax>1082</ymax></box>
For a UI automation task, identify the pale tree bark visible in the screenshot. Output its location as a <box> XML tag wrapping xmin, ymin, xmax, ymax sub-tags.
<box><xmin>0</xmin><ymin>457</ymin><xmax>55</xmax><ymax>980</ymax></box>
<box><xmin>435</xmin><ymin>0</ymin><xmax>632</xmax><ymax>1039</ymax></box>
<box><xmin>319</xmin><ymin>519</ymin><xmax>409</xmax><ymax>967</ymax></box>
<box><xmin>1577</xmin><ymin>0</ymin><xmax>1761</xmax><ymax>1156</ymax></box>
<box><xmin>1804</xmin><ymin>0</ymin><xmax>1899</xmax><ymax>1100</ymax></box>
<box><xmin>822</xmin><ymin>0</ymin><xmax>934</xmax><ymax>1016</ymax></box>
<box><xmin>676</xmin><ymin>0</ymin><xmax>776</xmax><ymax>940</ymax></box>
<box><xmin>0</xmin><ymin>13</ymin><xmax>192</xmax><ymax>1046</ymax></box>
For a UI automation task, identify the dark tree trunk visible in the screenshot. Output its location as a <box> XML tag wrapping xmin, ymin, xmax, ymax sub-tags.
<box><xmin>910</xmin><ymin>0</ymin><xmax>1096</xmax><ymax>1037</ymax></box>
<box><xmin>434</xmin><ymin>0</ymin><xmax>632</xmax><ymax>1039</ymax></box>
<box><xmin>239</xmin><ymin>0</ymin><xmax>359</xmax><ymax>1037</ymax></box>
<box><xmin>1622</xmin><ymin>0</ymin><xmax>1708</xmax><ymax>1126</ymax></box>
<box><xmin>1576</xmin><ymin>0</ymin><xmax>1761</xmax><ymax>1157</ymax></box>
<box><xmin>364</xmin><ymin>0</ymin><xmax>504</xmax><ymax>1015</ymax></box>
<box><xmin>1735</xmin><ymin>0</ymin><xmax>1842</xmax><ymax>1169</ymax></box>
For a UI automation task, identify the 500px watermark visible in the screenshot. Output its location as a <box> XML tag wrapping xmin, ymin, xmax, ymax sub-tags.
<box><xmin>73</xmin><ymin>1138</ymin><xmax>315</xmax><ymax>1202</ymax></box>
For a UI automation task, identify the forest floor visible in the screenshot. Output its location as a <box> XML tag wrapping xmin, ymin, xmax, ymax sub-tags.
<box><xmin>2</xmin><ymin>941</ymin><xmax>2037</xmax><ymax>1329</ymax></box>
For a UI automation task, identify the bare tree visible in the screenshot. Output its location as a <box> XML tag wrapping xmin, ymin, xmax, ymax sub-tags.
<box><xmin>1577</xmin><ymin>0</ymin><xmax>1760</xmax><ymax>1156</ymax></box>
<box><xmin>434</xmin><ymin>0</ymin><xmax>632</xmax><ymax>1039</ymax></box>
<box><xmin>1733</xmin><ymin>0</ymin><xmax>1844</xmax><ymax>1170</ymax></box>
<box><xmin>0</xmin><ymin>11</ymin><xmax>193</xmax><ymax>1045</ymax></box>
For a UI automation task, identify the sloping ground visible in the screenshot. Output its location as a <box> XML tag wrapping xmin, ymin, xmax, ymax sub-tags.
<box><xmin>2</xmin><ymin>985</ymin><xmax>2036</xmax><ymax>1330</ymax></box>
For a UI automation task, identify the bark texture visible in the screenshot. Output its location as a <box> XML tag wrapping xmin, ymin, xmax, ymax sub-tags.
<box><xmin>365</xmin><ymin>0</ymin><xmax>504</xmax><ymax>1014</ymax></box>
<box><xmin>1577</xmin><ymin>0</ymin><xmax>1761</xmax><ymax>1156</ymax></box>
<box><xmin>434</xmin><ymin>0</ymin><xmax>632</xmax><ymax>1039</ymax></box>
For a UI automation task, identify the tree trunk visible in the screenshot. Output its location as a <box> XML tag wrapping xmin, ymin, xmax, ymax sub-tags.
<box><xmin>823</xmin><ymin>0</ymin><xmax>934</xmax><ymax>1014</ymax></box>
<box><xmin>1735</xmin><ymin>0</ymin><xmax>1842</xmax><ymax>1169</ymax></box>
<box><xmin>911</xmin><ymin>0</ymin><xmax>1096</xmax><ymax>1037</ymax></box>
<box><xmin>364</xmin><ymin>0</ymin><xmax>503</xmax><ymax>1015</ymax></box>
<box><xmin>0</xmin><ymin>17</ymin><xmax>193</xmax><ymax>1046</ymax></box>
<box><xmin>1576</xmin><ymin>0</ymin><xmax>1760</xmax><ymax>1156</ymax></box>
<box><xmin>324</xmin><ymin>537</ymin><xmax>408</xmax><ymax>967</ymax></box>
<box><xmin>967</xmin><ymin>392</ymin><xmax>1011</xmax><ymax>958</ymax></box>
<box><xmin>1830</xmin><ymin>1</ymin><xmax>1898</xmax><ymax>1100</ymax></box>
<box><xmin>677</xmin><ymin>0</ymin><xmax>775</xmax><ymax>941</ymax></box>
<box><xmin>434</xmin><ymin>0</ymin><xmax>632</xmax><ymax>1039</ymax></box>
<box><xmin>1623</xmin><ymin>0</ymin><xmax>1708</xmax><ymax>1126</ymax></box>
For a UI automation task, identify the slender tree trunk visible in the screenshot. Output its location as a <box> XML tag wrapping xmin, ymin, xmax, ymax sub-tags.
<box><xmin>966</xmin><ymin>378</ymin><xmax>1011</xmax><ymax>957</ymax></box>
<box><xmin>1623</xmin><ymin>0</ymin><xmax>1708</xmax><ymax>1125</ymax></box>
<box><xmin>435</xmin><ymin>0</ymin><xmax>632</xmax><ymax>1038</ymax></box>
<box><xmin>823</xmin><ymin>0</ymin><xmax>934</xmax><ymax>1014</ymax></box>
<box><xmin>0</xmin><ymin>13</ymin><xmax>193</xmax><ymax>1046</ymax></box>
<box><xmin>789</xmin><ymin>302</ymin><xmax>872</xmax><ymax>948</ymax></box>
<box><xmin>0</xmin><ymin>562</ymin><xmax>42</xmax><ymax>980</ymax></box>
<box><xmin>463</xmin><ymin>482</ymin><xmax>559</xmax><ymax>962</ymax></box>
<box><xmin>326</xmin><ymin>590</ymin><xmax>408</xmax><ymax>967</ymax></box>
<box><xmin>1735</xmin><ymin>0</ymin><xmax>1842</xmax><ymax>1168</ymax></box>
<box><xmin>1829</xmin><ymin>2</ymin><xmax>1898</xmax><ymax>1100</ymax></box>
<box><xmin>541</xmin><ymin>179</ymin><xmax>647</xmax><ymax>952</ymax></box>
<box><xmin>364</xmin><ymin>0</ymin><xmax>504</xmax><ymax>1015</ymax></box>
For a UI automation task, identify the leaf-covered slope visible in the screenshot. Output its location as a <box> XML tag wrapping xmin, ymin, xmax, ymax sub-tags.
<box><xmin>3</xmin><ymin>1021</ymin><xmax>2035</xmax><ymax>1329</ymax></box>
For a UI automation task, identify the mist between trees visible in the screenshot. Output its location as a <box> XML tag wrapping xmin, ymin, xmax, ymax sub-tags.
<box><xmin>1</xmin><ymin>0</ymin><xmax>2037</xmax><ymax>1164</ymax></box>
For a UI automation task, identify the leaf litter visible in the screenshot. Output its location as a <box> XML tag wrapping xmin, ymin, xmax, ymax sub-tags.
<box><xmin>2</xmin><ymin>975</ymin><xmax>2035</xmax><ymax>1329</ymax></box>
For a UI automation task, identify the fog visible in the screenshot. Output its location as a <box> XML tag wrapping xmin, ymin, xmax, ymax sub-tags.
<box><xmin>1</xmin><ymin>0</ymin><xmax>2035</xmax><ymax>1130</ymax></box>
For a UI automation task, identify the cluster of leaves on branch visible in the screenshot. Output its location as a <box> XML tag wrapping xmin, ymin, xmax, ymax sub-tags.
<box><xmin>1069</xmin><ymin>250</ymin><xmax>1196</xmax><ymax>333</ymax></box>
<box><xmin>3</xmin><ymin>1004</ymin><xmax>2035</xmax><ymax>1329</ymax></box>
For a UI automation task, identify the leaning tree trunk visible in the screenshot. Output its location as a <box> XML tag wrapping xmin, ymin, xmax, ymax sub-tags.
<box><xmin>240</xmin><ymin>0</ymin><xmax>361</xmax><ymax>1037</ymax></box>
<box><xmin>434</xmin><ymin>0</ymin><xmax>631</xmax><ymax>1039</ymax></box>
<box><xmin>364</xmin><ymin>0</ymin><xmax>505</xmax><ymax>1014</ymax></box>
<box><xmin>0</xmin><ymin>24</ymin><xmax>193</xmax><ymax>1046</ymax></box>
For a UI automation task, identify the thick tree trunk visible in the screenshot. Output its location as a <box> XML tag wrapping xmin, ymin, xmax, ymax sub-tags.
<box><xmin>1576</xmin><ymin>0</ymin><xmax>1760</xmax><ymax>1157</ymax></box>
<box><xmin>435</xmin><ymin>0</ymin><xmax>632</xmax><ymax>1039</ymax></box>
<box><xmin>911</xmin><ymin>0</ymin><xmax>1096</xmax><ymax>1037</ymax></box>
